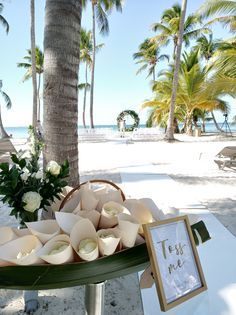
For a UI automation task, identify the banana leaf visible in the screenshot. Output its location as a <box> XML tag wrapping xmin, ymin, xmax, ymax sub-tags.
<box><xmin>0</xmin><ymin>243</ymin><xmax>149</xmax><ymax>290</ymax></box>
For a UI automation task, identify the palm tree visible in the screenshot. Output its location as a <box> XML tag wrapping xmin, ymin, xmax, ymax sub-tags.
<box><xmin>17</xmin><ymin>47</ymin><xmax>44</xmax><ymax>122</ymax></box>
<box><xmin>151</xmin><ymin>3</ymin><xmax>209</xmax><ymax>59</ymax></box>
<box><xmin>133</xmin><ymin>38</ymin><xmax>169</xmax><ymax>81</ymax></box>
<box><xmin>143</xmin><ymin>50</ymin><xmax>233</xmax><ymax>135</ymax></box>
<box><xmin>165</xmin><ymin>0</ymin><xmax>188</xmax><ymax>140</ymax></box>
<box><xmin>30</xmin><ymin>0</ymin><xmax>37</xmax><ymax>130</ymax></box>
<box><xmin>79</xmin><ymin>27</ymin><xmax>103</xmax><ymax>128</ymax></box>
<box><xmin>198</xmin><ymin>0</ymin><xmax>236</xmax><ymax>32</ymax></box>
<box><xmin>0</xmin><ymin>3</ymin><xmax>9</xmax><ymax>34</ymax></box>
<box><xmin>43</xmin><ymin>0</ymin><xmax>82</xmax><ymax>186</ymax></box>
<box><xmin>194</xmin><ymin>33</ymin><xmax>220</xmax><ymax>61</ymax></box>
<box><xmin>82</xmin><ymin>0</ymin><xmax>123</xmax><ymax>128</ymax></box>
<box><xmin>0</xmin><ymin>80</ymin><xmax>12</xmax><ymax>139</ymax></box>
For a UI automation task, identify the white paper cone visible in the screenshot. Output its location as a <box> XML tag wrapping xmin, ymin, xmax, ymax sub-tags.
<box><xmin>60</xmin><ymin>190</ymin><xmax>81</xmax><ymax>213</ymax></box>
<box><xmin>72</xmin><ymin>201</ymin><xmax>81</xmax><ymax>214</ymax></box>
<box><xmin>0</xmin><ymin>227</ymin><xmax>17</xmax><ymax>245</ymax></box>
<box><xmin>80</xmin><ymin>189</ymin><xmax>99</xmax><ymax>211</ymax></box>
<box><xmin>55</xmin><ymin>212</ymin><xmax>82</xmax><ymax>235</ymax></box>
<box><xmin>26</xmin><ymin>220</ymin><xmax>61</xmax><ymax>244</ymax></box>
<box><xmin>96</xmin><ymin>190</ymin><xmax>123</xmax><ymax>212</ymax></box>
<box><xmin>13</xmin><ymin>228</ymin><xmax>31</xmax><ymax>237</ymax></box>
<box><xmin>162</xmin><ymin>206</ymin><xmax>180</xmax><ymax>217</ymax></box>
<box><xmin>97</xmin><ymin>228</ymin><xmax>120</xmax><ymax>256</ymax></box>
<box><xmin>37</xmin><ymin>234</ymin><xmax>74</xmax><ymax>264</ymax></box>
<box><xmin>0</xmin><ymin>235</ymin><xmax>43</xmax><ymax>265</ymax></box>
<box><xmin>90</xmin><ymin>183</ymin><xmax>107</xmax><ymax>196</ymax></box>
<box><xmin>99</xmin><ymin>201</ymin><xmax>130</xmax><ymax>229</ymax></box>
<box><xmin>70</xmin><ymin>219</ymin><xmax>98</xmax><ymax>261</ymax></box>
<box><xmin>76</xmin><ymin>210</ymin><xmax>100</xmax><ymax>229</ymax></box>
<box><xmin>118</xmin><ymin>213</ymin><xmax>140</xmax><ymax>248</ymax></box>
<box><xmin>123</xmin><ymin>199</ymin><xmax>153</xmax><ymax>233</ymax></box>
<box><xmin>139</xmin><ymin>198</ymin><xmax>166</xmax><ymax>220</ymax></box>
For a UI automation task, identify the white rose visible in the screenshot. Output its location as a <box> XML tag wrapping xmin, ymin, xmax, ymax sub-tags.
<box><xmin>22</xmin><ymin>191</ymin><xmax>42</xmax><ymax>213</ymax></box>
<box><xmin>35</xmin><ymin>170</ymin><xmax>43</xmax><ymax>179</ymax></box>
<box><xmin>46</xmin><ymin>161</ymin><xmax>61</xmax><ymax>176</ymax></box>
<box><xmin>20</xmin><ymin>168</ymin><xmax>30</xmax><ymax>181</ymax></box>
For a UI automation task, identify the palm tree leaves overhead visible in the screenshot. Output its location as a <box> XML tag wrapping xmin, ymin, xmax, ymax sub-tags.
<box><xmin>0</xmin><ymin>3</ymin><xmax>9</xmax><ymax>34</ymax></box>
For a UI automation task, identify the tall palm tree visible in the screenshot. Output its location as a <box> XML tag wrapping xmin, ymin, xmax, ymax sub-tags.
<box><xmin>0</xmin><ymin>3</ymin><xmax>9</xmax><ymax>34</ymax></box>
<box><xmin>151</xmin><ymin>3</ymin><xmax>209</xmax><ymax>59</ymax></box>
<box><xmin>82</xmin><ymin>0</ymin><xmax>123</xmax><ymax>128</ymax></box>
<box><xmin>79</xmin><ymin>27</ymin><xmax>103</xmax><ymax>128</ymax></box>
<box><xmin>165</xmin><ymin>0</ymin><xmax>188</xmax><ymax>141</ymax></box>
<box><xmin>30</xmin><ymin>0</ymin><xmax>37</xmax><ymax>130</ymax></box>
<box><xmin>17</xmin><ymin>47</ymin><xmax>44</xmax><ymax>122</ymax></box>
<box><xmin>43</xmin><ymin>0</ymin><xmax>82</xmax><ymax>186</ymax></box>
<box><xmin>0</xmin><ymin>80</ymin><xmax>12</xmax><ymax>139</ymax></box>
<box><xmin>133</xmin><ymin>38</ymin><xmax>169</xmax><ymax>81</ymax></box>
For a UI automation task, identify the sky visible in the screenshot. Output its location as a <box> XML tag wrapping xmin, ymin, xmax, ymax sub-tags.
<box><xmin>0</xmin><ymin>0</ymin><xmax>235</xmax><ymax>127</ymax></box>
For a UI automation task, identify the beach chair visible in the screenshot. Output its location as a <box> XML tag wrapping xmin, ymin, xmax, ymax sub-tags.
<box><xmin>214</xmin><ymin>146</ymin><xmax>236</xmax><ymax>170</ymax></box>
<box><xmin>0</xmin><ymin>138</ymin><xmax>17</xmax><ymax>162</ymax></box>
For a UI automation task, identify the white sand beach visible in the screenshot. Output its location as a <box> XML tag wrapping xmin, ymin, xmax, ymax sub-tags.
<box><xmin>0</xmin><ymin>133</ymin><xmax>236</xmax><ymax>314</ymax></box>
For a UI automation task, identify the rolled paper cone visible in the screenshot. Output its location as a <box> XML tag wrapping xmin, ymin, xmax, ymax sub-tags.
<box><xmin>0</xmin><ymin>235</ymin><xmax>43</xmax><ymax>265</ymax></box>
<box><xmin>0</xmin><ymin>227</ymin><xmax>17</xmax><ymax>245</ymax></box>
<box><xmin>55</xmin><ymin>212</ymin><xmax>82</xmax><ymax>235</ymax></box>
<box><xmin>123</xmin><ymin>199</ymin><xmax>153</xmax><ymax>233</ymax></box>
<box><xmin>13</xmin><ymin>228</ymin><xmax>31</xmax><ymax>237</ymax></box>
<box><xmin>37</xmin><ymin>234</ymin><xmax>74</xmax><ymax>265</ymax></box>
<box><xmin>96</xmin><ymin>190</ymin><xmax>123</xmax><ymax>212</ymax></box>
<box><xmin>76</xmin><ymin>210</ymin><xmax>100</xmax><ymax>230</ymax></box>
<box><xmin>97</xmin><ymin>228</ymin><xmax>120</xmax><ymax>256</ymax></box>
<box><xmin>80</xmin><ymin>189</ymin><xmax>99</xmax><ymax>211</ymax></box>
<box><xmin>118</xmin><ymin>213</ymin><xmax>140</xmax><ymax>248</ymax></box>
<box><xmin>139</xmin><ymin>198</ymin><xmax>166</xmax><ymax>220</ymax></box>
<box><xmin>72</xmin><ymin>201</ymin><xmax>81</xmax><ymax>214</ymax></box>
<box><xmin>99</xmin><ymin>201</ymin><xmax>130</xmax><ymax>229</ymax></box>
<box><xmin>26</xmin><ymin>220</ymin><xmax>61</xmax><ymax>244</ymax></box>
<box><xmin>60</xmin><ymin>190</ymin><xmax>81</xmax><ymax>213</ymax></box>
<box><xmin>70</xmin><ymin>219</ymin><xmax>98</xmax><ymax>261</ymax></box>
<box><xmin>90</xmin><ymin>183</ymin><xmax>108</xmax><ymax>196</ymax></box>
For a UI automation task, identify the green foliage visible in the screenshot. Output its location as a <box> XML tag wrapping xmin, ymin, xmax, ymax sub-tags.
<box><xmin>117</xmin><ymin>110</ymin><xmax>140</xmax><ymax>131</ymax></box>
<box><xmin>0</xmin><ymin>149</ymin><xmax>69</xmax><ymax>226</ymax></box>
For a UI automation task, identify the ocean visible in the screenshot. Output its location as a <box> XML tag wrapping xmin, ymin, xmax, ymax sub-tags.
<box><xmin>5</xmin><ymin>123</ymin><xmax>236</xmax><ymax>139</ymax></box>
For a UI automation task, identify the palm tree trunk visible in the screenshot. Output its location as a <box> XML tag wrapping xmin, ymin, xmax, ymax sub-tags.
<box><xmin>185</xmin><ymin>111</ymin><xmax>193</xmax><ymax>135</ymax></box>
<box><xmin>82</xmin><ymin>63</ymin><xmax>88</xmax><ymax>129</ymax></box>
<box><xmin>211</xmin><ymin>111</ymin><xmax>224</xmax><ymax>132</ymax></box>
<box><xmin>37</xmin><ymin>73</ymin><xmax>41</xmax><ymax>121</ymax></box>
<box><xmin>165</xmin><ymin>0</ymin><xmax>187</xmax><ymax>141</ymax></box>
<box><xmin>89</xmin><ymin>2</ymin><xmax>96</xmax><ymax>129</ymax></box>
<box><xmin>30</xmin><ymin>0</ymin><xmax>37</xmax><ymax>130</ymax></box>
<box><xmin>0</xmin><ymin>105</ymin><xmax>9</xmax><ymax>138</ymax></box>
<box><xmin>43</xmin><ymin>0</ymin><xmax>82</xmax><ymax>186</ymax></box>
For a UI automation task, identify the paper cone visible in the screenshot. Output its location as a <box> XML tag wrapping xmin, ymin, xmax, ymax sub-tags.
<box><xmin>96</xmin><ymin>190</ymin><xmax>123</xmax><ymax>212</ymax></box>
<box><xmin>76</xmin><ymin>210</ymin><xmax>100</xmax><ymax>229</ymax></box>
<box><xmin>13</xmin><ymin>228</ymin><xmax>31</xmax><ymax>237</ymax></box>
<box><xmin>72</xmin><ymin>201</ymin><xmax>81</xmax><ymax>214</ymax></box>
<box><xmin>123</xmin><ymin>199</ymin><xmax>153</xmax><ymax>233</ymax></box>
<box><xmin>37</xmin><ymin>234</ymin><xmax>74</xmax><ymax>265</ymax></box>
<box><xmin>26</xmin><ymin>220</ymin><xmax>61</xmax><ymax>244</ymax></box>
<box><xmin>55</xmin><ymin>212</ymin><xmax>82</xmax><ymax>235</ymax></box>
<box><xmin>90</xmin><ymin>183</ymin><xmax>107</xmax><ymax>196</ymax></box>
<box><xmin>60</xmin><ymin>190</ymin><xmax>81</xmax><ymax>213</ymax></box>
<box><xmin>0</xmin><ymin>235</ymin><xmax>43</xmax><ymax>265</ymax></box>
<box><xmin>161</xmin><ymin>206</ymin><xmax>180</xmax><ymax>217</ymax></box>
<box><xmin>70</xmin><ymin>219</ymin><xmax>98</xmax><ymax>261</ymax></box>
<box><xmin>80</xmin><ymin>189</ymin><xmax>99</xmax><ymax>211</ymax></box>
<box><xmin>139</xmin><ymin>198</ymin><xmax>166</xmax><ymax>220</ymax></box>
<box><xmin>0</xmin><ymin>227</ymin><xmax>17</xmax><ymax>245</ymax></box>
<box><xmin>99</xmin><ymin>201</ymin><xmax>130</xmax><ymax>229</ymax></box>
<box><xmin>118</xmin><ymin>213</ymin><xmax>140</xmax><ymax>248</ymax></box>
<box><xmin>97</xmin><ymin>228</ymin><xmax>120</xmax><ymax>256</ymax></box>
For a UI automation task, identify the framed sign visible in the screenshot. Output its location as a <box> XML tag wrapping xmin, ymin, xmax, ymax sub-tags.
<box><xmin>143</xmin><ymin>215</ymin><xmax>207</xmax><ymax>311</ymax></box>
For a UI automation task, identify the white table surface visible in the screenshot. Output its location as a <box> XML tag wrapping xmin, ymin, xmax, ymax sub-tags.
<box><xmin>120</xmin><ymin>165</ymin><xmax>236</xmax><ymax>315</ymax></box>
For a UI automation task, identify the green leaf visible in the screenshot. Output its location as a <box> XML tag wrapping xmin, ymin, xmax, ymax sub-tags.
<box><xmin>19</xmin><ymin>158</ymin><xmax>26</xmax><ymax>169</ymax></box>
<box><xmin>0</xmin><ymin>163</ymin><xmax>9</xmax><ymax>172</ymax></box>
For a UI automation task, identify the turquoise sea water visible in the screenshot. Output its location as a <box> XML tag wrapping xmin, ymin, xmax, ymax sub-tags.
<box><xmin>5</xmin><ymin>122</ymin><xmax>236</xmax><ymax>139</ymax></box>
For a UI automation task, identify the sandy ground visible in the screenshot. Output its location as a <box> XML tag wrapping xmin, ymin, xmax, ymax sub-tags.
<box><xmin>0</xmin><ymin>133</ymin><xmax>236</xmax><ymax>314</ymax></box>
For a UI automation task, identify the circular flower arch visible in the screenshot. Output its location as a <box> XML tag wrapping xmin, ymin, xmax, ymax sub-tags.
<box><xmin>116</xmin><ymin>110</ymin><xmax>140</xmax><ymax>132</ymax></box>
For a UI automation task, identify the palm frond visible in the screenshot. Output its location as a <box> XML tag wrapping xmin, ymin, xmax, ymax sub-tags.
<box><xmin>96</xmin><ymin>3</ymin><xmax>109</xmax><ymax>35</ymax></box>
<box><xmin>1</xmin><ymin>91</ymin><xmax>12</xmax><ymax>109</ymax></box>
<box><xmin>0</xmin><ymin>14</ymin><xmax>9</xmax><ymax>33</ymax></box>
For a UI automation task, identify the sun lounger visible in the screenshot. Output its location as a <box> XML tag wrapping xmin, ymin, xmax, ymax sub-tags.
<box><xmin>214</xmin><ymin>146</ymin><xmax>236</xmax><ymax>170</ymax></box>
<box><xmin>0</xmin><ymin>138</ymin><xmax>17</xmax><ymax>162</ymax></box>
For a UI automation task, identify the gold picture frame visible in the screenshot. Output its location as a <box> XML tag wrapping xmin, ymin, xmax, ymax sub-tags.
<box><xmin>143</xmin><ymin>215</ymin><xmax>207</xmax><ymax>312</ymax></box>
